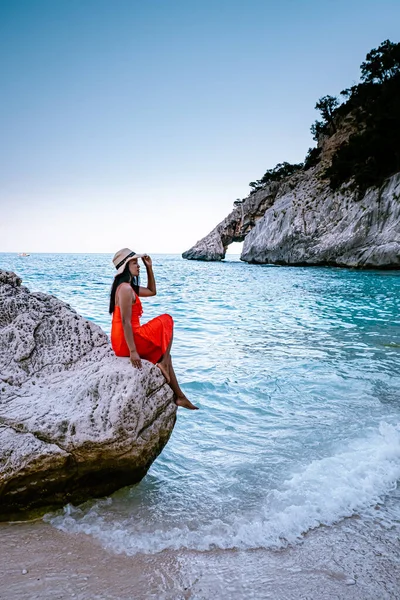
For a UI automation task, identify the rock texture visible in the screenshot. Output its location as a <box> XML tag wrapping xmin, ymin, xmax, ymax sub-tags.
<box><xmin>241</xmin><ymin>170</ymin><xmax>400</xmax><ymax>268</ymax></box>
<box><xmin>182</xmin><ymin>185</ymin><xmax>280</xmax><ymax>261</ymax></box>
<box><xmin>183</xmin><ymin>129</ymin><xmax>400</xmax><ymax>268</ymax></box>
<box><xmin>0</xmin><ymin>271</ymin><xmax>176</xmax><ymax>518</ymax></box>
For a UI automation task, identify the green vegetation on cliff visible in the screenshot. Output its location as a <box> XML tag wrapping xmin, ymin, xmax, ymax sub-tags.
<box><xmin>249</xmin><ymin>162</ymin><xmax>303</xmax><ymax>193</ymax></box>
<box><xmin>249</xmin><ymin>40</ymin><xmax>400</xmax><ymax>196</ymax></box>
<box><xmin>323</xmin><ymin>39</ymin><xmax>400</xmax><ymax>193</ymax></box>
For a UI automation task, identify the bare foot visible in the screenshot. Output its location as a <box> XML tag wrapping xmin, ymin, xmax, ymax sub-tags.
<box><xmin>174</xmin><ymin>394</ymin><xmax>199</xmax><ymax>410</ymax></box>
<box><xmin>156</xmin><ymin>362</ymin><xmax>170</xmax><ymax>383</ymax></box>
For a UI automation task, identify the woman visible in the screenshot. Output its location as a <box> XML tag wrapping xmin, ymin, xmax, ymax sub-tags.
<box><xmin>110</xmin><ymin>248</ymin><xmax>198</xmax><ymax>410</ymax></box>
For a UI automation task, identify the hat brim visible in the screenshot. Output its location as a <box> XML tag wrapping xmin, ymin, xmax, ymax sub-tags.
<box><xmin>115</xmin><ymin>253</ymin><xmax>145</xmax><ymax>275</ymax></box>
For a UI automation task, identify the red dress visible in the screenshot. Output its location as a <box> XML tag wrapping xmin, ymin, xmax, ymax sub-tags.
<box><xmin>111</xmin><ymin>294</ymin><xmax>173</xmax><ymax>364</ymax></box>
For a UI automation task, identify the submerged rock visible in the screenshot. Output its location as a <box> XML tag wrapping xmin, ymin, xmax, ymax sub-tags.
<box><xmin>0</xmin><ymin>271</ymin><xmax>176</xmax><ymax>518</ymax></box>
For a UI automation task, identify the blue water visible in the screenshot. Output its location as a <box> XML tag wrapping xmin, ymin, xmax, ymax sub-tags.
<box><xmin>2</xmin><ymin>253</ymin><xmax>400</xmax><ymax>555</ymax></box>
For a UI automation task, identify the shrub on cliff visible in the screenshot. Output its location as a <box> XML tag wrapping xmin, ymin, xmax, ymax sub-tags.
<box><xmin>310</xmin><ymin>95</ymin><xmax>340</xmax><ymax>141</ymax></box>
<box><xmin>325</xmin><ymin>39</ymin><xmax>400</xmax><ymax>192</ymax></box>
<box><xmin>249</xmin><ymin>161</ymin><xmax>303</xmax><ymax>193</ymax></box>
<box><xmin>249</xmin><ymin>40</ymin><xmax>399</xmax><ymax>196</ymax></box>
<box><xmin>360</xmin><ymin>39</ymin><xmax>400</xmax><ymax>83</ymax></box>
<box><xmin>304</xmin><ymin>147</ymin><xmax>322</xmax><ymax>170</ymax></box>
<box><xmin>327</xmin><ymin>75</ymin><xmax>400</xmax><ymax>192</ymax></box>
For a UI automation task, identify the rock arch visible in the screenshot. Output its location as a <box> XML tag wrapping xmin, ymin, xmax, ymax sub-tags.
<box><xmin>182</xmin><ymin>184</ymin><xmax>279</xmax><ymax>261</ymax></box>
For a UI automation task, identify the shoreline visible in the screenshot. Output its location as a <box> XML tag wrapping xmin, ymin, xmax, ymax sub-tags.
<box><xmin>1</xmin><ymin>514</ymin><xmax>399</xmax><ymax>600</ymax></box>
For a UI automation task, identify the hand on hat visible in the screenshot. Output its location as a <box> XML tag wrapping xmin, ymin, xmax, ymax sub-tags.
<box><xmin>142</xmin><ymin>254</ymin><xmax>152</xmax><ymax>267</ymax></box>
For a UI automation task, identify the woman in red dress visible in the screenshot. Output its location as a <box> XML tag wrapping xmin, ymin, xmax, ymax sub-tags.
<box><xmin>110</xmin><ymin>248</ymin><xmax>198</xmax><ymax>410</ymax></box>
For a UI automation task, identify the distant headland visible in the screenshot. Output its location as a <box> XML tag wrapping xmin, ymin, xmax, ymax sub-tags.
<box><xmin>183</xmin><ymin>40</ymin><xmax>400</xmax><ymax>268</ymax></box>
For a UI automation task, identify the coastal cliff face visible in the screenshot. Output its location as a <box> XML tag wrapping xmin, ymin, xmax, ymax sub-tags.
<box><xmin>241</xmin><ymin>169</ymin><xmax>400</xmax><ymax>268</ymax></box>
<box><xmin>183</xmin><ymin>131</ymin><xmax>400</xmax><ymax>268</ymax></box>
<box><xmin>0</xmin><ymin>271</ymin><xmax>176</xmax><ymax>518</ymax></box>
<box><xmin>182</xmin><ymin>184</ymin><xmax>280</xmax><ymax>261</ymax></box>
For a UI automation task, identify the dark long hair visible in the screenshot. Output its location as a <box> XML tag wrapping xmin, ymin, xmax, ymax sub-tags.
<box><xmin>109</xmin><ymin>263</ymin><xmax>140</xmax><ymax>314</ymax></box>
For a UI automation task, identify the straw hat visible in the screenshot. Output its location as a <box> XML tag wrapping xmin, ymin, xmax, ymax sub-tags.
<box><xmin>112</xmin><ymin>248</ymin><xmax>145</xmax><ymax>275</ymax></box>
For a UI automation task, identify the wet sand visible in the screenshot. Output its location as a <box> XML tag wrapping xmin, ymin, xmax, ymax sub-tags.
<box><xmin>1</xmin><ymin>515</ymin><xmax>399</xmax><ymax>600</ymax></box>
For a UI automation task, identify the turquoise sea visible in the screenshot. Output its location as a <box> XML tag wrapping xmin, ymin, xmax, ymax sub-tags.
<box><xmin>2</xmin><ymin>253</ymin><xmax>400</xmax><ymax>598</ymax></box>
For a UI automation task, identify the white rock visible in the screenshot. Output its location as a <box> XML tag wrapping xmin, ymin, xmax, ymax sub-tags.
<box><xmin>241</xmin><ymin>171</ymin><xmax>400</xmax><ymax>268</ymax></box>
<box><xmin>0</xmin><ymin>271</ymin><xmax>176</xmax><ymax>517</ymax></box>
<box><xmin>182</xmin><ymin>156</ymin><xmax>400</xmax><ymax>269</ymax></box>
<box><xmin>182</xmin><ymin>184</ymin><xmax>279</xmax><ymax>261</ymax></box>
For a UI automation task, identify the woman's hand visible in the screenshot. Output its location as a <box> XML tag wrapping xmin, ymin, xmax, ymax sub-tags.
<box><xmin>138</xmin><ymin>254</ymin><xmax>156</xmax><ymax>297</ymax></box>
<box><xmin>130</xmin><ymin>350</ymin><xmax>142</xmax><ymax>369</ymax></box>
<box><xmin>142</xmin><ymin>254</ymin><xmax>152</xmax><ymax>268</ymax></box>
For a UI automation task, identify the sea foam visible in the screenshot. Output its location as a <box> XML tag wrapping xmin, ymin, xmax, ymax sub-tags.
<box><xmin>48</xmin><ymin>421</ymin><xmax>400</xmax><ymax>555</ymax></box>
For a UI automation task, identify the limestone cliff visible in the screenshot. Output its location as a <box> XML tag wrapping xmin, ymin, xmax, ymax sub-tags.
<box><xmin>0</xmin><ymin>271</ymin><xmax>176</xmax><ymax>518</ymax></box>
<box><xmin>182</xmin><ymin>183</ymin><xmax>280</xmax><ymax>261</ymax></box>
<box><xmin>182</xmin><ymin>129</ymin><xmax>400</xmax><ymax>268</ymax></box>
<box><xmin>240</xmin><ymin>170</ymin><xmax>399</xmax><ymax>268</ymax></box>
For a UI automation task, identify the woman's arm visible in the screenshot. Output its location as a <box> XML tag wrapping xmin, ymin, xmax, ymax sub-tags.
<box><xmin>119</xmin><ymin>284</ymin><xmax>142</xmax><ymax>368</ymax></box>
<box><xmin>139</xmin><ymin>255</ymin><xmax>156</xmax><ymax>297</ymax></box>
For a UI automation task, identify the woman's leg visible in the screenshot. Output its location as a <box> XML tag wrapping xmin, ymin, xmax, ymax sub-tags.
<box><xmin>156</xmin><ymin>333</ymin><xmax>173</xmax><ymax>383</ymax></box>
<box><xmin>157</xmin><ymin>335</ymin><xmax>198</xmax><ymax>410</ymax></box>
<box><xmin>167</xmin><ymin>360</ymin><xmax>198</xmax><ymax>410</ymax></box>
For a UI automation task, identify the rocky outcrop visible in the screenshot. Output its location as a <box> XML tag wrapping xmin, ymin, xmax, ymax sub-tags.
<box><xmin>182</xmin><ymin>127</ymin><xmax>400</xmax><ymax>268</ymax></box>
<box><xmin>241</xmin><ymin>170</ymin><xmax>400</xmax><ymax>268</ymax></box>
<box><xmin>0</xmin><ymin>271</ymin><xmax>176</xmax><ymax>518</ymax></box>
<box><xmin>182</xmin><ymin>184</ymin><xmax>280</xmax><ymax>261</ymax></box>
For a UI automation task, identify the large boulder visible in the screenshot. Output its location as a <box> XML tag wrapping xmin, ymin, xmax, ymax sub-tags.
<box><xmin>0</xmin><ymin>271</ymin><xmax>176</xmax><ymax>518</ymax></box>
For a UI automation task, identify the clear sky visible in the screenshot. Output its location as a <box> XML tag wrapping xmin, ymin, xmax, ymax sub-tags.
<box><xmin>1</xmin><ymin>0</ymin><xmax>399</xmax><ymax>254</ymax></box>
